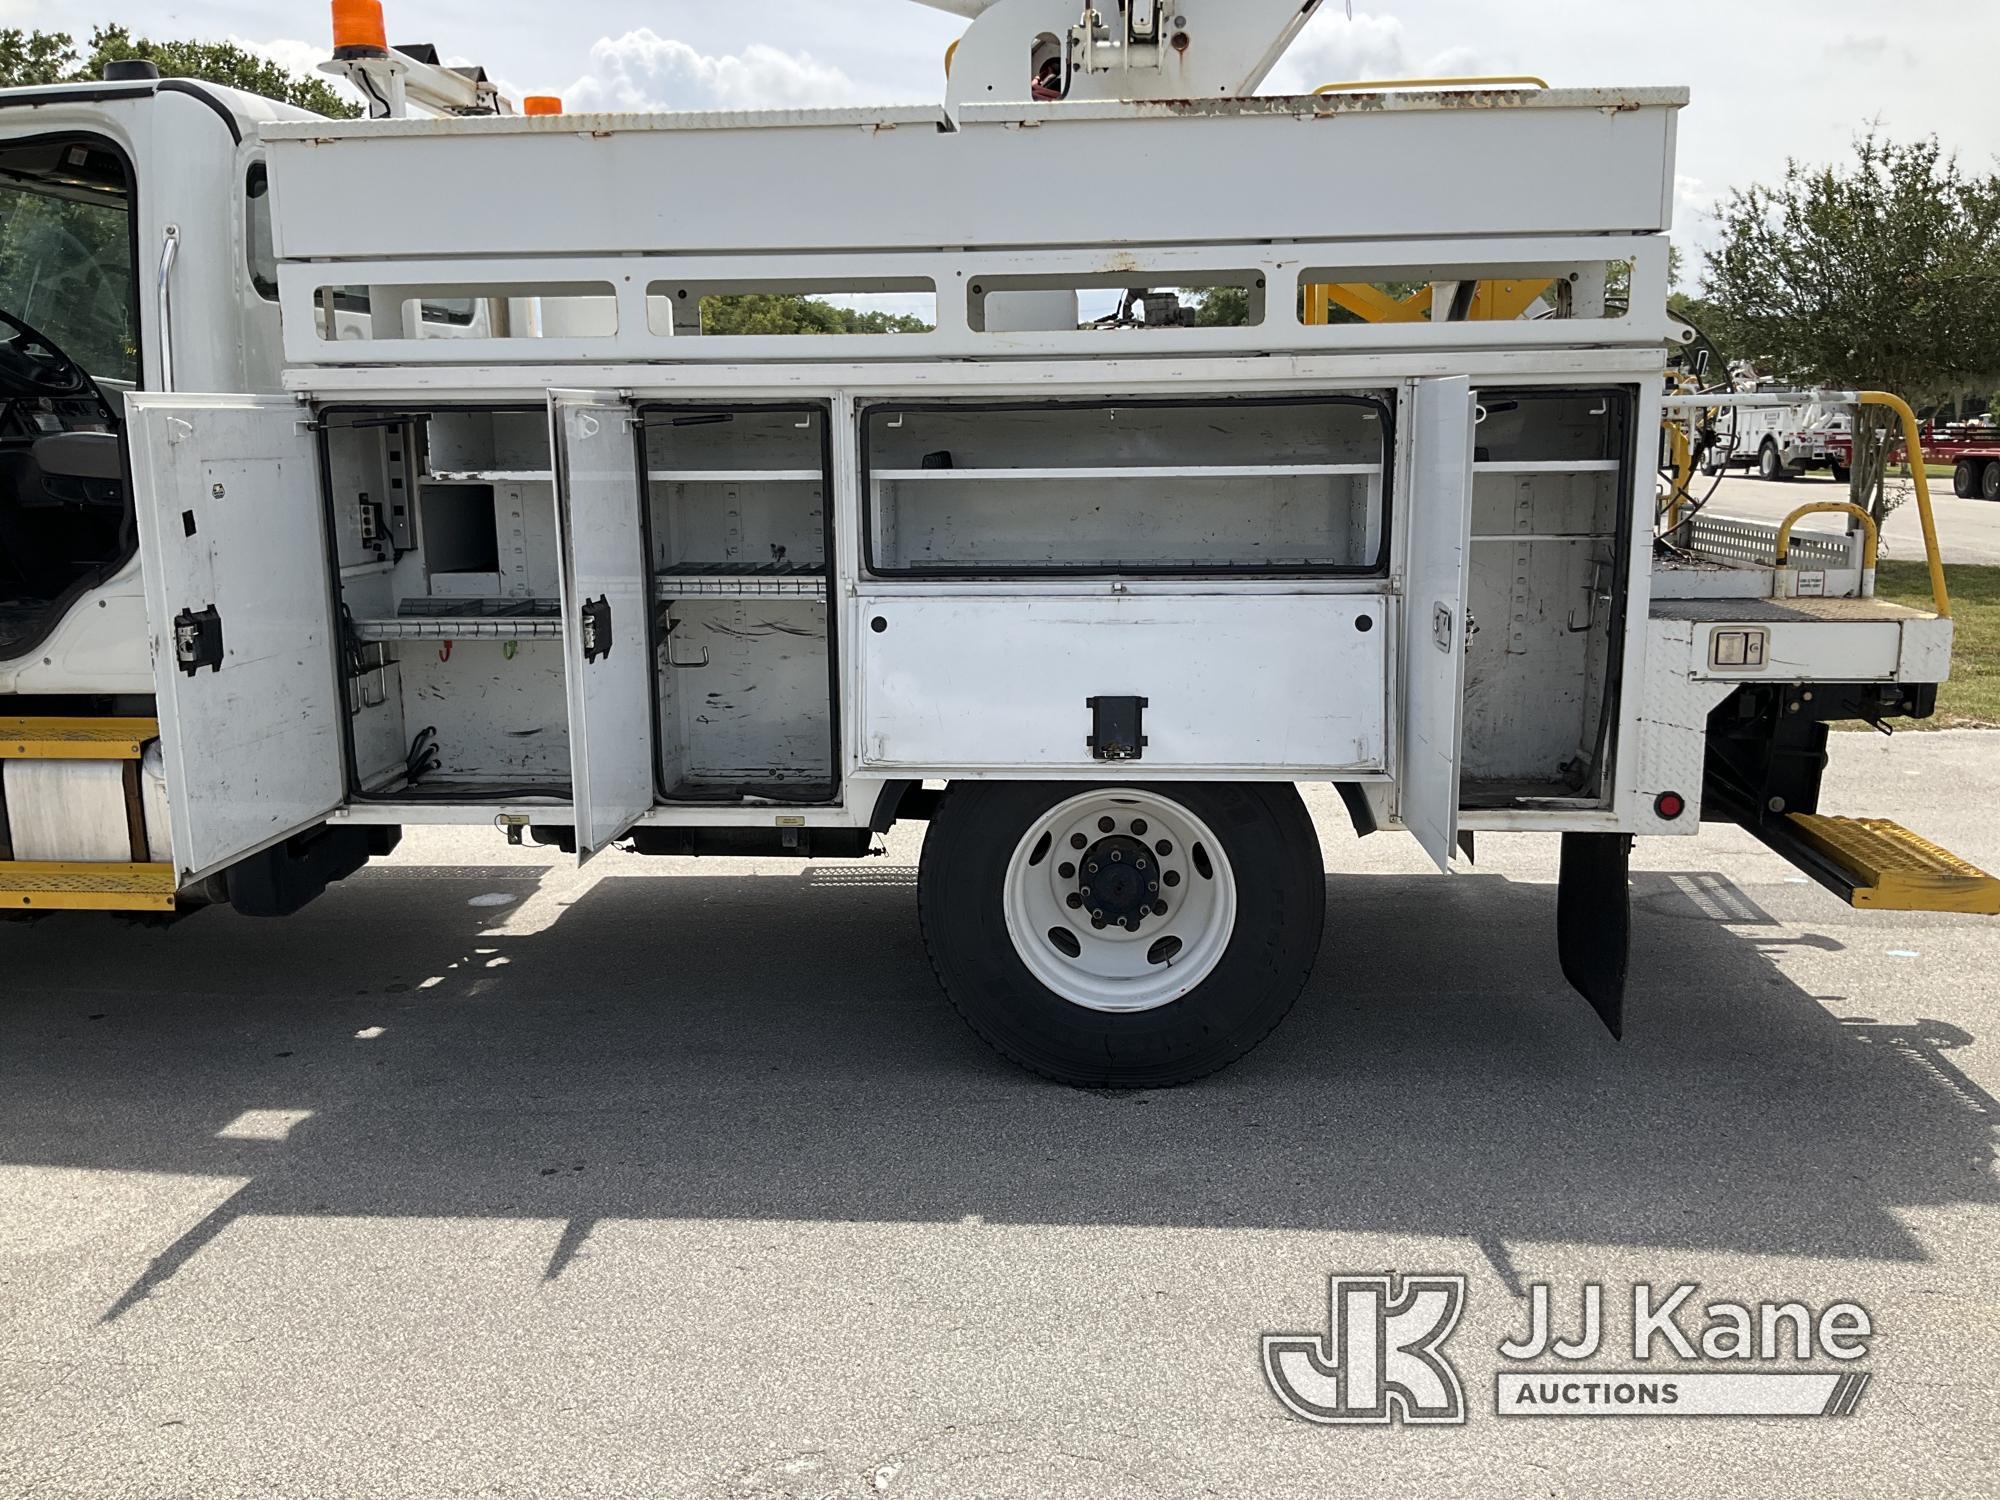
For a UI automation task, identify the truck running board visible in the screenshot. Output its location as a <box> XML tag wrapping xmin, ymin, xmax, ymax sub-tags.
<box><xmin>1782</xmin><ymin>815</ymin><xmax>2000</xmax><ymax>915</ymax></box>
<box><xmin>1</xmin><ymin>718</ymin><xmax>171</xmax><ymax>912</ymax></box>
<box><xmin>0</xmin><ymin>716</ymin><xmax>158</xmax><ymax>761</ymax></box>
<box><xmin>0</xmin><ymin>862</ymin><xmax>177</xmax><ymax>913</ymax></box>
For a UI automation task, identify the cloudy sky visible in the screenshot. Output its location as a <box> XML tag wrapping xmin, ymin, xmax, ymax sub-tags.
<box><xmin>12</xmin><ymin>0</ymin><xmax>1998</xmax><ymax>278</ymax></box>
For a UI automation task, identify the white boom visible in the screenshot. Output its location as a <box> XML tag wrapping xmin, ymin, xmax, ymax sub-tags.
<box><xmin>926</xmin><ymin>0</ymin><xmax>1332</xmax><ymax>105</ymax></box>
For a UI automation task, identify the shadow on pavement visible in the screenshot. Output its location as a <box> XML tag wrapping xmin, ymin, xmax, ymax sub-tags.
<box><xmin>0</xmin><ymin>858</ymin><xmax>1992</xmax><ymax>1320</ymax></box>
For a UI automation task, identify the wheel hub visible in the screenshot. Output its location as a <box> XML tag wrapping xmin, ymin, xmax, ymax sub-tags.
<box><xmin>1003</xmin><ymin>790</ymin><xmax>1236</xmax><ymax>1014</ymax></box>
<box><xmin>1077</xmin><ymin>834</ymin><xmax>1161</xmax><ymax>929</ymax></box>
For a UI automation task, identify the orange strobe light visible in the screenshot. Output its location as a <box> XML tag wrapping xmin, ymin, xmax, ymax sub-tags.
<box><xmin>523</xmin><ymin>95</ymin><xmax>564</xmax><ymax>116</ymax></box>
<box><xmin>332</xmin><ymin>0</ymin><xmax>389</xmax><ymax>60</ymax></box>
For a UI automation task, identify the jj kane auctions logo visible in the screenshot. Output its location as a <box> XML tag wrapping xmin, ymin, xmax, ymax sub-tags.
<box><xmin>1264</xmin><ymin>1274</ymin><xmax>1874</xmax><ymax>1424</ymax></box>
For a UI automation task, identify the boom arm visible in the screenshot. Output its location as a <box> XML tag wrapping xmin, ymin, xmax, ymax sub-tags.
<box><xmin>933</xmin><ymin>0</ymin><xmax>1330</xmax><ymax>105</ymax></box>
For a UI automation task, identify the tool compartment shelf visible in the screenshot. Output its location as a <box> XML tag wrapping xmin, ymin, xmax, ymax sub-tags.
<box><xmin>324</xmin><ymin>406</ymin><xmax>573</xmax><ymax>800</ymax></box>
<box><xmin>1460</xmin><ymin>387</ymin><xmax>1633</xmax><ymax>811</ymax></box>
<box><xmin>643</xmin><ymin>405</ymin><xmax>838</xmax><ymax>804</ymax></box>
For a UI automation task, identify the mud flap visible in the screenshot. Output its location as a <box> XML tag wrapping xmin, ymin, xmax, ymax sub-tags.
<box><xmin>1558</xmin><ymin>832</ymin><xmax>1631</xmax><ymax>1039</ymax></box>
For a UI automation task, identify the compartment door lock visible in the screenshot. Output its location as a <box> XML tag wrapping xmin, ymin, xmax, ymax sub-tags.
<box><xmin>1088</xmin><ymin>696</ymin><xmax>1149</xmax><ymax>761</ymax></box>
<box><xmin>580</xmin><ymin>596</ymin><xmax>613</xmax><ymax>663</ymax></box>
<box><xmin>173</xmin><ymin>605</ymin><xmax>225</xmax><ymax>675</ymax></box>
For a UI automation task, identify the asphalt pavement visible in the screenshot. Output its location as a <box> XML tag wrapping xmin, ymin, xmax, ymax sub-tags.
<box><xmin>3</xmin><ymin>734</ymin><xmax>1998</xmax><ymax>1498</ymax></box>
<box><xmin>1696</xmin><ymin>471</ymin><xmax>2000</xmax><ymax>566</ymax></box>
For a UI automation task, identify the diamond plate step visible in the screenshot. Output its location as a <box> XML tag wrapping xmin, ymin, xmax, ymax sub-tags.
<box><xmin>0</xmin><ymin>863</ymin><xmax>177</xmax><ymax>912</ymax></box>
<box><xmin>1787</xmin><ymin>815</ymin><xmax>2000</xmax><ymax>915</ymax></box>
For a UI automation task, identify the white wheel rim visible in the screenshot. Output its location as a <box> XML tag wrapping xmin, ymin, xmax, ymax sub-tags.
<box><xmin>1002</xmin><ymin>789</ymin><xmax>1238</xmax><ymax>1014</ymax></box>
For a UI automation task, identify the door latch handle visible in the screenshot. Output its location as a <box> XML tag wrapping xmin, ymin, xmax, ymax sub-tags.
<box><xmin>173</xmin><ymin>605</ymin><xmax>225</xmax><ymax>675</ymax></box>
<box><xmin>579</xmin><ymin>596</ymin><xmax>613</xmax><ymax>663</ymax></box>
<box><xmin>1432</xmin><ymin>604</ymin><xmax>1455</xmax><ymax>653</ymax></box>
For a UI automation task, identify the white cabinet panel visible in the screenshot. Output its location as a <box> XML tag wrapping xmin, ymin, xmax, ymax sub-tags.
<box><xmin>857</xmin><ymin>594</ymin><xmax>1386</xmax><ymax>773</ymax></box>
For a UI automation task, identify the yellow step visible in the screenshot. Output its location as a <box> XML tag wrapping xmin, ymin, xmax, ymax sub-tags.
<box><xmin>1787</xmin><ymin>815</ymin><xmax>2000</xmax><ymax>916</ymax></box>
<box><xmin>0</xmin><ymin>717</ymin><xmax>158</xmax><ymax>761</ymax></box>
<box><xmin>0</xmin><ymin>863</ymin><xmax>177</xmax><ymax>913</ymax></box>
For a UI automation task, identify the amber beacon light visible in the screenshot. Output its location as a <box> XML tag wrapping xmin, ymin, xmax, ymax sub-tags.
<box><xmin>523</xmin><ymin>95</ymin><xmax>564</xmax><ymax>116</ymax></box>
<box><xmin>331</xmin><ymin>0</ymin><xmax>389</xmax><ymax>60</ymax></box>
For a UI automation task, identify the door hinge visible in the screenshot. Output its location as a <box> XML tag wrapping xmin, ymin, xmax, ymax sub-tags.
<box><xmin>173</xmin><ymin>605</ymin><xmax>225</xmax><ymax>675</ymax></box>
<box><xmin>580</xmin><ymin>596</ymin><xmax>613</xmax><ymax>663</ymax></box>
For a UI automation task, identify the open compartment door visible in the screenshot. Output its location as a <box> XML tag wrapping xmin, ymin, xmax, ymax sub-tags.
<box><xmin>1399</xmin><ymin>377</ymin><xmax>1477</xmax><ymax>872</ymax></box>
<box><xmin>125</xmin><ymin>394</ymin><xmax>343</xmax><ymax>884</ymax></box>
<box><xmin>550</xmin><ymin>390</ymin><xmax>654</xmax><ymax>859</ymax></box>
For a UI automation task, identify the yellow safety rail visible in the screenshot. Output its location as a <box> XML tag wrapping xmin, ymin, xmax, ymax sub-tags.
<box><xmin>1774</xmin><ymin>503</ymin><xmax>1880</xmax><ymax>570</ymax></box>
<box><xmin>1859</xmin><ymin>392</ymin><xmax>1950</xmax><ymax>619</ymax></box>
<box><xmin>1314</xmin><ymin>76</ymin><xmax>1551</xmax><ymax>94</ymax></box>
<box><xmin>1774</xmin><ymin>502</ymin><xmax>1880</xmax><ymax>598</ymax></box>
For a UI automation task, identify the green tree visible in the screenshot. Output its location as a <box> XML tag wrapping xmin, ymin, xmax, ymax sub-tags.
<box><xmin>1189</xmin><ymin>286</ymin><xmax>1252</xmax><ymax>326</ymax></box>
<box><xmin>699</xmin><ymin>293</ymin><xmax>932</xmax><ymax>336</ymax></box>
<box><xmin>1700</xmin><ymin>132</ymin><xmax>2000</xmax><ymax>520</ymax></box>
<box><xmin>0</xmin><ymin>29</ymin><xmax>78</xmax><ymax>86</ymax></box>
<box><xmin>1</xmin><ymin>26</ymin><xmax>360</xmax><ymax>117</ymax></box>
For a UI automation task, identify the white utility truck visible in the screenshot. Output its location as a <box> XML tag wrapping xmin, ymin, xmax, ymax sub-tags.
<box><xmin>2</xmin><ymin>0</ymin><xmax>1993</xmax><ymax>1087</ymax></box>
<box><xmin>1699</xmin><ymin>376</ymin><xmax>1855</xmax><ymax>482</ymax></box>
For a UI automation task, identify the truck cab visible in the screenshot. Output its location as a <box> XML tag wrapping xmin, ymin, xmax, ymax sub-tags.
<box><xmin>0</xmin><ymin>69</ymin><xmax>306</xmax><ymax>690</ymax></box>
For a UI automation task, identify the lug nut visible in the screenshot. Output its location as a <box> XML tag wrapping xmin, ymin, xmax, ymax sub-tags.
<box><xmin>1091</xmin><ymin>916</ymin><xmax>1108</xmax><ymax>930</ymax></box>
<box><xmin>1091</xmin><ymin>909</ymin><xmax>1105</xmax><ymax>921</ymax></box>
<box><xmin>1148</xmin><ymin>880</ymin><xmax>1159</xmax><ymax>893</ymax></box>
<box><xmin>1110</xmin><ymin>851</ymin><xmax>1122</xmax><ymax>863</ymax></box>
<box><xmin>1088</xmin><ymin>861</ymin><xmax>1100</xmax><ymax>874</ymax></box>
<box><xmin>1136</xmin><ymin>857</ymin><xmax>1148</xmax><ymax>870</ymax></box>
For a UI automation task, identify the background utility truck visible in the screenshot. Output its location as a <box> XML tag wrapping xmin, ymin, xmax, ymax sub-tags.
<box><xmin>3</xmin><ymin>0</ymin><xmax>1994</xmax><ymax>1088</ymax></box>
<box><xmin>1698</xmin><ymin>371</ymin><xmax>1855</xmax><ymax>482</ymax></box>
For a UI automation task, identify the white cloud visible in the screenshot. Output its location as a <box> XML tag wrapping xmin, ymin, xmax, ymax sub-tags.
<box><xmin>564</xmin><ymin>29</ymin><xmax>862</xmax><ymax>113</ymax></box>
<box><xmin>227</xmin><ymin>33</ymin><xmax>364</xmax><ymax>111</ymax></box>
<box><xmin>1264</xmin><ymin>11</ymin><xmax>1486</xmax><ymax>95</ymax></box>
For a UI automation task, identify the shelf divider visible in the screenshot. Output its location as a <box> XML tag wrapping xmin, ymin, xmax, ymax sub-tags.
<box><xmin>871</xmin><ymin>464</ymin><xmax>1381</xmax><ymax>481</ymax></box>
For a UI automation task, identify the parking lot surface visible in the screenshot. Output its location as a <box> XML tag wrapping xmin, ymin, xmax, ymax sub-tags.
<box><xmin>1699</xmin><ymin>472</ymin><xmax>2000</xmax><ymax>565</ymax></box>
<box><xmin>3</xmin><ymin>734</ymin><xmax>1997</xmax><ymax>1498</ymax></box>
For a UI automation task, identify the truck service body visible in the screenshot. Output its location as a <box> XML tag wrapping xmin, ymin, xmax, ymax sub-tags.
<box><xmin>1</xmin><ymin>0</ymin><xmax>1993</xmax><ymax>1086</ymax></box>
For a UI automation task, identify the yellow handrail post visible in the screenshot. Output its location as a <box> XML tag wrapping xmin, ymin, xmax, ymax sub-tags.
<box><xmin>1857</xmin><ymin>392</ymin><xmax>1950</xmax><ymax>619</ymax></box>
<box><xmin>1774</xmin><ymin>502</ymin><xmax>1880</xmax><ymax>596</ymax></box>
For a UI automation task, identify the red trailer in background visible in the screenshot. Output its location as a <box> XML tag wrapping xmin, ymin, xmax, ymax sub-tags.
<box><xmin>1934</xmin><ymin>421</ymin><xmax>2000</xmax><ymax>501</ymax></box>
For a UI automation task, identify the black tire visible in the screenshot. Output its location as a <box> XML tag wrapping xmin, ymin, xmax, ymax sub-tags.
<box><xmin>1830</xmin><ymin>463</ymin><xmax>1851</xmax><ymax>485</ymax></box>
<box><xmin>1757</xmin><ymin>441</ymin><xmax>1788</xmax><ymax>481</ymax></box>
<box><xmin>1958</xmin><ymin>459</ymin><xmax>1983</xmax><ymax>499</ymax></box>
<box><xmin>1985</xmin><ymin>461</ymin><xmax>2000</xmax><ymax>503</ymax></box>
<box><xmin>918</xmin><ymin>780</ymin><xmax>1325</xmax><ymax>1088</ymax></box>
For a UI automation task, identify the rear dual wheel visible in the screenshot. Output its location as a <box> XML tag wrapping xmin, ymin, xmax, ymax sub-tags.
<box><xmin>1954</xmin><ymin>458</ymin><xmax>2000</xmax><ymax>502</ymax></box>
<box><xmin>918</xmin><ymin>782</ymin><xmax>1325</xmax><ymax>1087</ymax></box>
